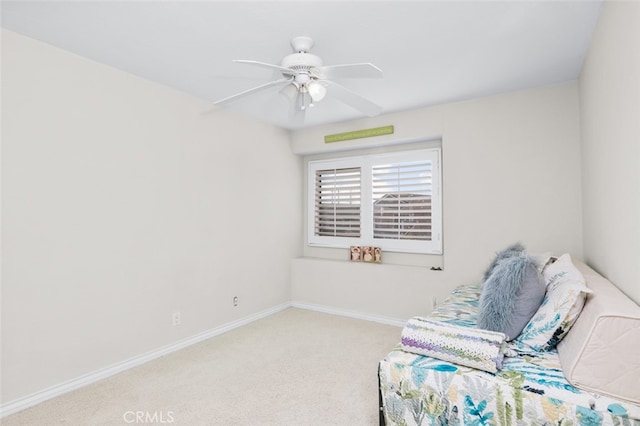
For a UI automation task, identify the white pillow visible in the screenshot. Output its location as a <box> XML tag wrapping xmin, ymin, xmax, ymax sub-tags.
<box><xmin>512</xmin><ymin>254</ymin><xmax>592</xmax><ymax>353</ymax></box>
<box><xmin>530</xmin><ymin>252</ymin><xmax>554</xmax><ymax>273</ymax></box>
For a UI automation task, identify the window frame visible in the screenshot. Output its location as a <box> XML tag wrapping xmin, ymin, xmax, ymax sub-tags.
<box><xmin>307</xmin><ymin>148</ymin><xmax>442</xmax><ymax>254</ymax></box>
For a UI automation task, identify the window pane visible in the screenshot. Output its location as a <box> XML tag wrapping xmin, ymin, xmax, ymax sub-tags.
<box><xmin>314</xmin><ymin>167</ymin><xmax>361</xmax><ymax>237</ymax></box>
<box><xmin>372</xmin><ymin>161</ymin><xmax>432</xmax><ymax>241</ymax></box>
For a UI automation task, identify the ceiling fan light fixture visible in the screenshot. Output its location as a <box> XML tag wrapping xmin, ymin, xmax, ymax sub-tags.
<box><xmin>279</xmin><ymin>83</ymin><xmax>298</xmax><ymax>103</ymax></box>
<box><xmin>308</xmin><ymin>81</ymin><xmax>327</xmax><ymax>102</ymax></box>
<box><xmin>294</xmin><ymin>72</ymin><xmax>311</xmax><ymax>85</ymax></box>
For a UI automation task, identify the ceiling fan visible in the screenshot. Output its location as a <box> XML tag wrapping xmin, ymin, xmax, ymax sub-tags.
<box><xmin>213</xmin><ymin>36</ymin><xmax>384</xmax><ymax>124</ymax></box>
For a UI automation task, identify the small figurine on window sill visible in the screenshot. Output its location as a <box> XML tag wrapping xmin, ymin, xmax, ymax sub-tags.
<box><xmin>350</xmin><ymin>246</ymin><xmax>362</xmax><ymax>262</ymax></box>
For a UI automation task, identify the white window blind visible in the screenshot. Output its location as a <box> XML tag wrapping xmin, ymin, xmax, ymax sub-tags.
<box><xmin>314</xmin><ymin>167</ymin><xmax>361</xmax><ymax>238</ymax></box>
<box><xmin>372</xmin><ymin>161</ymin><xmax>433</xmax><ymax>241</ymax></box>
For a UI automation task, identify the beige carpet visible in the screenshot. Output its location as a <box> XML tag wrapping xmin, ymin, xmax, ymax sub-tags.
<box><xmin>2</xmin><ymin>308</ymin><xmax>402</xmax><ymax>425</ymax></box>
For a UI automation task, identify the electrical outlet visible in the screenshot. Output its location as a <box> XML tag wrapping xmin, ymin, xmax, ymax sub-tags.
<box><xmin>233</xmin><ymin>296</ymin><xmax>238</xmax><ymax>307</ymax></box>
<box><xmin>172</xmin><ymin>311</ymin><xmax>181</xmax><ymax>326</ymax></box>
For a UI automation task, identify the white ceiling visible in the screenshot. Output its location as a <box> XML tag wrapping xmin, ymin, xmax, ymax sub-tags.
<box><xmin>1</xmin><ymin>1</ymin><xmax>603</xmax><ymax>130</ymax></box>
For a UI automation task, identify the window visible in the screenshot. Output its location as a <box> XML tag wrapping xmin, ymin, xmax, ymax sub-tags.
<box><xmin>308</xmin><ymin>148</ymin><xmax>442</xmax><ymax>254</ymax></box>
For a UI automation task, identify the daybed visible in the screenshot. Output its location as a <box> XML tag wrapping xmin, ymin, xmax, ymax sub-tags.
<box><xmin>378</xmin><ymin>254</ymin><xmax>640</xmax><ymax>425</ymax></box>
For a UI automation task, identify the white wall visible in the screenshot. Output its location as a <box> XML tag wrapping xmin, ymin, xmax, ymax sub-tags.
<box><xmin>579</xmin><ymin>1</ymin><xmax>640</xmax><ymax>304</ymax></box>
<box><xmin>291</xmin><ymin>83</ymin><xmax>584</xmax><ymax>320</ymax></box>
<box><xmin>1</xmin><ymin>29</ymin><xmax>302</xmax><ymax>404</ymax></box>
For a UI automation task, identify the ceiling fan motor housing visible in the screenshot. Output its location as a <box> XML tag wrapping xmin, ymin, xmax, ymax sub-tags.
<box><xmin>281</xmin><ymin>36</ymin><xmax>323</xmax><ymax>80</ymax></box>
<box><xmin>280</xmin><ymin>52</ymin><xmax>323</xmax><ymax>72</ymax></box>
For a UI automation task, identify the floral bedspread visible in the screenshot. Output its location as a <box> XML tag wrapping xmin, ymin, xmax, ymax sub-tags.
<box><xmin>379</xmin><ymin>285</ymin><xmax>640</xmax><ymax>425</ymax></box>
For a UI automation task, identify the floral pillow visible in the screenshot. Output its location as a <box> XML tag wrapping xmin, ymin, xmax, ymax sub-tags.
<box><xmin>511</xmin><ymin>253</ymin><xmax>592</xmax><ymax>353</ymax></box>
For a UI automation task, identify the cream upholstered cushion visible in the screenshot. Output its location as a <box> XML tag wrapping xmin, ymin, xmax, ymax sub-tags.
<box><xmin>557</xmin><ymin>259</ymin><xmax>640</xmax><ymax>404</ymax></box>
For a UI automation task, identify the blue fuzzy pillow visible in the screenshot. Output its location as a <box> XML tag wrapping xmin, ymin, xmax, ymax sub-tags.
<box><xmin>477</xmin><ymin>252</ymin><xmax>546</xmax><ymax>340</ymax></box>
<box><xmin>482</xmin><ymin>243</ymin><xmax>525</xmax><ymax>282</ymax></box>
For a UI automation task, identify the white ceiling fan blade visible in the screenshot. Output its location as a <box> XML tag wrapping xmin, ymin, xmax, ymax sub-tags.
<box><xmin>316</xmin><ymin>63</ymin><xmax>383</xmax><ymax>79</ymax></box>
<box><xmin>325</xmin><ymin>81</ymin><xmax>382</xmax><ymax>117</ymax></box>
<box><xmin>233</xmin><ymin>60</ymin><xmax>293</xmax><ymax>75</ymax></box>
<box><xmin>214</xmin><ymin>77</ymin><xmax>292</xmax><ymax>105</ymax></box>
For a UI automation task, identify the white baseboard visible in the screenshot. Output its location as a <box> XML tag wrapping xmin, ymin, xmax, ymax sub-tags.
<box><xmin>292</xmin><ymin>301</ymin><xmax>407</xmax><ymax>328</ymax></box>
<box><xmin>0</xmin><ymin>302</ymin><xmax>291</xmax><ymax>419</ymax></box>
<box><xmin>1</xmin><ymin>301</ymin><xmax>403</xmax><ymax>418</ymax></box>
